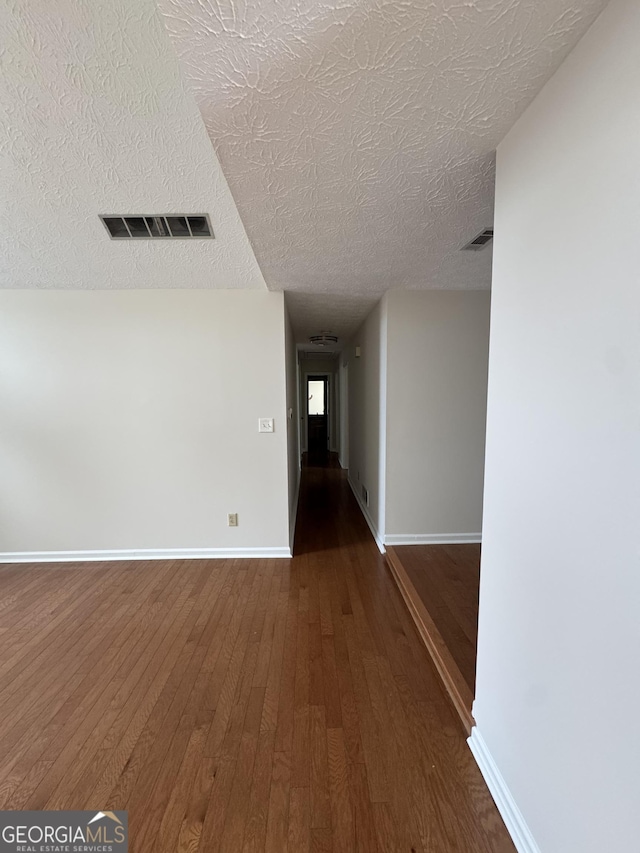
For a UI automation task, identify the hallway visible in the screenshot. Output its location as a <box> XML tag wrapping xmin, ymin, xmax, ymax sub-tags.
<box><xmin>0</xmin><ymin>466</ymin><xmax>514</xmax><ymax>852</ymax></box>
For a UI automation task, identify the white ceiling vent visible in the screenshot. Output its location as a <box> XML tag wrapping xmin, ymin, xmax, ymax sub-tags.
<box><xmin>100</xmin><ymin>214</ymin><xmax>214</xmax><ymax>240</ymax></box>
<box><xmin>302</xmin><ymin>350</ymin><xmax>339</xmax><ymax>360</ymax></box>
<box><xmin>461</xmin><ymin>228</ymin><xmax>493</xmax><ymax>251</ymax></box>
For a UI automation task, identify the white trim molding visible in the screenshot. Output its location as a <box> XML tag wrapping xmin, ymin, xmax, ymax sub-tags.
<box><xmin>385</xmin><ymin>532</ymin><xmax>482</xmax><ymax>546</ymax></box>
<box><xmin>467</xmin><ymin>728</ymin><xmax>540</xmax><ymax>853</ymax></box>
<box><xmin>0</xmin><ymin>547</ymin><xmax>292</xmax><ymax>564</ymax></box>
<box><xmin>348</xmin><ymin>476</ymin><xmax>386</xmax><ymax>554</ymax></box>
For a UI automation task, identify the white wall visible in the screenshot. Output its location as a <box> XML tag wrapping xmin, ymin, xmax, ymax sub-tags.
<box><xmin>0</xmin><ymin>290</ymin><xmax>291</xmax><ymax>558</ymax></box>
<box><xmin>338</xmin><ymin>360</ymin><xmax>349</xmax><ymax>469</ymax></box>
<box><xmin>474</xmin><ymin>1</ymin><xmax>640</xmax><ymax>850</ymax></box>
<box><xmin>385</xmin><ymin>290</ymin><xmax>490</xmax><ymax>543</ymax></box>
<box><xmin>285</xmin><ymin>308</ymin><xmax>300</xmax><ymax>548</ymax></box>
<box><xmin>347</xmin><ymin>298</ymin><xmax>387</xmax><ymax>550</ymax></box>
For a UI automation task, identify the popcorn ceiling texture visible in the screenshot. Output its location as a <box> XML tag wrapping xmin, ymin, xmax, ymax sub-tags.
<box><xmin>159</xmin><ymin>0</ymin><xmax>607</xmax><ymax>338</ymax></box>
<box><xmin>0</xmin><ymin>0</ymin><xmax>608</xmax><ymax>340</ymax></box>
<box><xmin>0</xmin><ymin>0</ymin><xmax>267</xmax><ymax>291</ymax></box>
<box><xmin>285</xmin><ymin>291</ymin><xmax>379</xmax><ymax>345</ymax></box>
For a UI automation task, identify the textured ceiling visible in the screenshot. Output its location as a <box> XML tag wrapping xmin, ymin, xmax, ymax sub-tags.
<box><xmin>0</xmin><ymin>0</ymin><xmax>609</xmax><ymax>338</ymax></box>
<box><xmin>285</xmin><ymin>291</ymin><xmax>379</xmax><ymax>346</ymax></box>
<box><xmin>0</xmin><ymin>0</ymin><xmax>266</xmax><ymax>290</ymax></box>
<box><xmin>159</xmin><ymin>0</ymin><xmax>608</xmax><ymax>340</ymax></box>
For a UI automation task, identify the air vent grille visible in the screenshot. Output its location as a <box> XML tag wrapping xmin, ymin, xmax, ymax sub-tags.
<box><xmin>461</xmin><ymin>228</ymin><xmax>493</xmax><ymax>251</ymax></box>
<box><xmin>302</xmin><ymin>351</ymin><xmax>339</xmax><ymax>360</ymax></box>
<box><xmin>100</xmin><ymin>214</ymin><xmax>214</xmax><ymax>240</ymax></box>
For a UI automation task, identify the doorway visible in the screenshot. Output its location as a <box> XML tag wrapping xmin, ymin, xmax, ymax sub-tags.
<box><xmin>307</xmin><ymin>375</ymin><xmax>329</xmax><ymax>462</ymax></box>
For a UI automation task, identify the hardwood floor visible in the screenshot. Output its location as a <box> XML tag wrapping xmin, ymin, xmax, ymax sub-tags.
<box><xmin>0</xmin><ymin>466</ymin><xmax>514</xmax><ymax>852</ymax></box>
<box><xmin>392</xmin><ymin>545</ymin><xmax>480</xmax><ymax>695</ymax></box>
<box><xmin>385</xmin><ymin>547</ymin><xmax>475</xmax><ymax>735</ymax></box>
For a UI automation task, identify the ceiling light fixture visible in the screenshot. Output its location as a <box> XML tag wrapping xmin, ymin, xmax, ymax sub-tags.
<box><xmin>309</xmin><ymin>333</ymin><xmax>338</xmax><ymax>347</ymax></box>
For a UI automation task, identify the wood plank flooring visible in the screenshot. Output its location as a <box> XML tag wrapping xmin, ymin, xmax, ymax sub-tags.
<box><xmin>393</xmin><ymin>545</ymin><xmax>480</xmax><ymax>695</ymax></box>
<box><xmin>0</xmin><ymin>466</ymin><xmax>514</xmax><ymax>852</ymax></box>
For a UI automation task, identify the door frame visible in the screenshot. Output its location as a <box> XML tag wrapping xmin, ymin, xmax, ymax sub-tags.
<box><xmin>306</xmin><ymin>374</ymin><xmax>330</xmax><ymax>452</ymax></box>
<box><xmin>301</xmin><ymin>370</ymin><xmax>334</xmax><ymax>454</ymax></box>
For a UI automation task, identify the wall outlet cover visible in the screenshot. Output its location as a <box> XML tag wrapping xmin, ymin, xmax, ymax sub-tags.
<box><xmin>259</xmin><ymin>418</ymin><xmax>274</xmax><ymax>433</ymax></box>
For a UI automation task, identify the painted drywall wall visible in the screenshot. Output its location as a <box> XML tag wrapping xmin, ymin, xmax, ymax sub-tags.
<box><xmin>338</xmin><ymin>360</ymin><xmax>349</xmax><ymax>469</ymax></box>
<box><xmin>346</xmin><ymin>298</ymin><xmax>387</xmax><ymax>549</ymax></box>
<box><xmin>385</xmin><ymin>291</ymin><xmax>490</xmax><ymax>543</ymax></box>
<box><xmin>285</xmin><ymin>308</ymin><xmax>300</xmax><ymax>549</ymax></box>
<box><xmin>0</xmin><ymin>290</ymin><xmax>291</xmax><ymax>558</ymax></box>
<box><xmin>474</xmin><ymin>1</ymin><xmax>640</xmax><ymax>850</ymax></box>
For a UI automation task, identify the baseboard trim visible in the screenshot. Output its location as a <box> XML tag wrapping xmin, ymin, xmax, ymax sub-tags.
<box><xmin>347</xmin><ymin>477</ymin><xmax>385</xmax><ymax>554</ymax></box>
<box><xmin>0</xmin><ymin>546</ymin><xmax>292</xmax><ymax>564</ymax></box>
<box><xmin>385</xmin><ymin>545</ymin><xmax>474</xmax><ymax>735</ymax></box>
<box><xmin>467</xmin><ymin>728</ymin><xmax>540</xmax><ymax>853</ymax></box>
<box><xmin>385</xmin><ymin>533</ymin><xmax>482</xmax><ymax>546</ymax></box>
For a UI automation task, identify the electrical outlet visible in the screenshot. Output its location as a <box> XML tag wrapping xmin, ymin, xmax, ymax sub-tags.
<box><xmin>227</xmin><ymin>513</ymin><xmax>238</xmax><ymax>527</ymax></box>
<box><xmin>258</xmin><ymin>418</ymin><xmax>274</xmax><ymax>433</ymax></box>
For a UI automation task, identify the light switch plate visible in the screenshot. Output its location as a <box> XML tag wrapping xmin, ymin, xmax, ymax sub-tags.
<box><xmin>259</xmin><ymin>418</ymin><xmax>274</xmax><ymax>433</ymax></box>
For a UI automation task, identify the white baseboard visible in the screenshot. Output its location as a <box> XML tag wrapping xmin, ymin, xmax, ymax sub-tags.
<box><xmin>0</xmin><ymin>546</ymin><xmax>292</xmax><ymax>564</ymax></box>
<box><xmin>347</xmin><ymin>477</ymin><xmax>385</xmax><ymax>554</ymax></box>
<box><xmin>385</xmin><ymin>532</ymin><xmax>482</xmax><ymax>546</ymax></box>
<box><xmin>467</xmin><ymin>728</ymin><xmax>540</xmax><ymax>853</ymax></box>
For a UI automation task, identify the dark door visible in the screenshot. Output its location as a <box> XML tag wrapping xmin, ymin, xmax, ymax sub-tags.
<box><xmin>307</xmin><ymin>376</ymin><xmax>328</xmax><ymax>462</ymax></box>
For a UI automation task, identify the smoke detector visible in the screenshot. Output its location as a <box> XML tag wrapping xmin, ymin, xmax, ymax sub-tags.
<box><xmin>309</xmin><ymin>333</ymin><xmax>338</xmax><ymax>347</ymax></box>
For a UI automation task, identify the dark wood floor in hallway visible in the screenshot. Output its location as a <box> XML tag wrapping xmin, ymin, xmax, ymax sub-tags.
<box><xmin>0</xmin><ymin>466</ymin><xmax>514</xmax><ymax>852</ymax></box>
